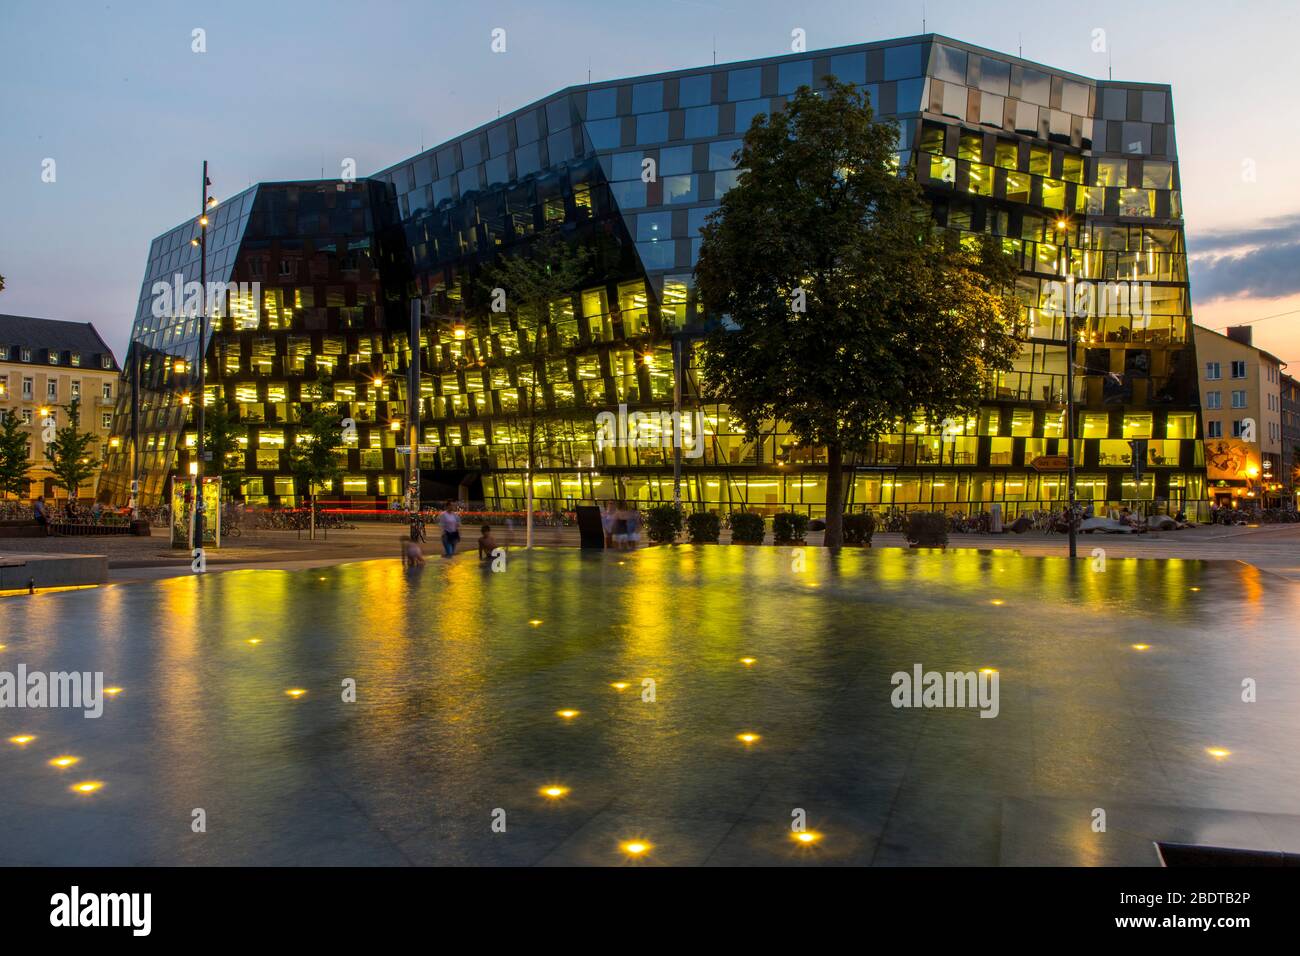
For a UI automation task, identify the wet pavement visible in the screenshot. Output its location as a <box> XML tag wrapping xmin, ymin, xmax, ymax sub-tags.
<box><xmin>1</xmin><ymin>545</ymin><xmax>1298</xmax><ymax>866</ymax></box>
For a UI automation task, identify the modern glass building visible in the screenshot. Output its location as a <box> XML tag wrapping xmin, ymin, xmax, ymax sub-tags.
<box><xmin>101</xmin><ymin>33</ymin><xmax>1206</xmax><ymax>518</ymax></box>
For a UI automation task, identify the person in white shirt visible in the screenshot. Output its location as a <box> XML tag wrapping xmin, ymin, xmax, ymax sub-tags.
<box><xmin>440</xmin><ymin>503</ymin><xmax>462</xmax><ymax>557</ymax></box>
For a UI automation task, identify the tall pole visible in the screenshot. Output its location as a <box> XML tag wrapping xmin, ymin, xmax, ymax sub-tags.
<box><xmin>672</xmin><ymin>336</ymin><xmax>683</xmax><ymax>508</ymax></box>
<box><xmin>407</xmin><ymin>299</ymin><xmax>421</xmax><ymax>530</ymax></box>
<box><xmin>193</xmin><ymin>160</ymin><xmax>210</xmax><ymax>551</ymax></box>
<box><xmin>1059</xmin><ymin>219</ymin><xmax>1078</xmax><ymax>560</ymax></box>
<box><xmin>130</xmin><ymin>345</ymin><xmax>140</xmax><ymax>518</ymax></box>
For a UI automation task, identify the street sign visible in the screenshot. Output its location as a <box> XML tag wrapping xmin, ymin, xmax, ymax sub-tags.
<box><xmin>1030</xmin><ymin>455</ymin><xmax>1070</xmax><ymax>472</ymax></box>
<box><xmin>396</xmin><ymin>445</ymin><xmax>437</xmax><ymax>454</ymax></box>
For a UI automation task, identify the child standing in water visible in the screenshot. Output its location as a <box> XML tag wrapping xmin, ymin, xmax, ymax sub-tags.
<box><xmin>478</xmin><ymin>524</ymin><xmax>498</xmax><ymax>562</ymax></box>
<box><xmin>401</xmin><ymin>529</ymin><xmax>426</xmax><ymax>567</ymax></box>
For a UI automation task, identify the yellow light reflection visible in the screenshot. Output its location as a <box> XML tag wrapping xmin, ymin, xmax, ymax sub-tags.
<box><xmin>528</xmin><ymin>619</ymin><xmax>543</xmax><ymax>627</ymax></box>
<box><xmin>539</xmin><ymin>785</ymin><xmax>570</xmax><ymax>799</ymax></box>
<box><xmin>8</xmin><ymin>735</ymin><xmax>36</xmax><ymax>746</ymax></box>
<box><xmin>737</xmin><ymin>732</ymin><xmax>761</xmax><ymax>745</ymax></box>
<box><xmin>1132</xmin><ymin>644</ymin><xmax>1150</xmax><ymax>651</ymax></box>
<box><xmin>792</xmin><ymin>830</ymin><xmax>822</xmax><ymax>845</ymax></box>
<box><xmin>620</xmin><ymin>840</ymin><xmax>652</xmax><ymax>857</ymax></box>
<box><xmin>104</xmin><ymin>687</ymin><xmax>124</xmax><ymax>696</ymax></box>
<box><xmin>49</xmin><ymin>755</ymin><xmax>80</xmax><ymax>768</ymax></box>
<box><xmin>610</xmin><ymin>681</ymin><xmax>629</xmax><ymax>690</ymax></box>
<box><xmin>740</xmin><ymin>657</ymin><xmax>757</xmax><ymax>666</ymax></box>
<box><xmin>286</xmin><ymin>688</ymin><xmax>307</xmax><ymax>698</ymax></box>
<box><xmin>71</xmin><ymin>781</ymin><xmax>103</xmax><ymax>794</ymax></box>
<box><xmin>1206</xmin><ymin>747</ymin><xmax>1231</xmax><ymax>760</ymax></box>
<box><xmin>556</xmin><ymin>709</ymin><xmax>580</xmax><ymax>719</ymax></box>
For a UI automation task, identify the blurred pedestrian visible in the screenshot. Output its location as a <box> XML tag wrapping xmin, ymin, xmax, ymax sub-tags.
<box><xmin>440</xmin><ymin>502</ymin><xmax>462</xmax><ymax>557</ymax></box>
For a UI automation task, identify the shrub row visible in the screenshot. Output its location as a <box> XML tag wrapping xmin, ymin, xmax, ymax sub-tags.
<box><xmin>640</xmin><ymin>509</ymin><xmax>880</xmax><ymax>546</ymax></box>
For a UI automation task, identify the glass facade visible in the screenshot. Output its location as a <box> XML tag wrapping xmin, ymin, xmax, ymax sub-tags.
<box><xmin>101</xmin><ymin>34</ymin><xmax>1206</xmax><ymax>519</ymax></box>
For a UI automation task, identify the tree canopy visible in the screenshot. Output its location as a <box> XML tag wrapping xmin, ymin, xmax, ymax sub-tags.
<box><xmin>43</xmin><ymin>400</ymin><xmax>99</xmax><ymax>500</ymax></box>
<box><xmin>694</xmin><ymin>78</ymin><xmax>1021</xmax><ymax>547</ymax></box>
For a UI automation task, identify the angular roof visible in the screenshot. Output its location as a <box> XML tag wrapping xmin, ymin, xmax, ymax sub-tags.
<box><xmin>0</xmin><ymin>313</ymin><xmax>120</xmax><ymax>371</ymax></box>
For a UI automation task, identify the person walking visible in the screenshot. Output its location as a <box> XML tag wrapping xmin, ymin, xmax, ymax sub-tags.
<box><xmin>440</xmin><ymin>501</ymin><xmax>462</xmax><ymax>558</ymax></box>
<box><xmin>33</xmin><ymin>496</ymin><xmax>50</xmax><ymax>536</ymax></box>
<box><xmin>623</xmin><ymin>504</ymin><xmax>642</xmax><ymax>550</ymax></box>
<box><xmin>601</xmin><ymin>501</ymin><xmax>616</xmax><ymax>549</ymax></box>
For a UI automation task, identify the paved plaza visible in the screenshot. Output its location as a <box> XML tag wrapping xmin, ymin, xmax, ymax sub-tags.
<box><xmin>2</xmin><ymin>544</ymin><xmax>1298</xmax><ymax>865</ymax></box>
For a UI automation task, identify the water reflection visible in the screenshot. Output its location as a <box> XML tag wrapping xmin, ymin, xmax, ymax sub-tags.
<box><xmin>1</xmin><ymin>546</ymin><xmax>1297</xmax><ymax>865</ymax></box>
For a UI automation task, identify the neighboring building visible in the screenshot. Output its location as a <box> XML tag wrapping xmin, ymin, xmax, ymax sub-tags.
<box><xmin>0</xmin><ymin>314</ymin><xmax>121</xmax><ymax>500</ymax></box>
<box><xmin>1281</xmin><ymin>371</ymin><xmax>1300</xmax><ymax>504</ymax></box>
<box><xmin>101</xmin><ymin>34</ymin><xmax>1207</xmax><ymax>519</ymax></box>
<box><xmin>1193</xmin><ymin>325</ymin><xmax>1285</xmax><ymax>506</ymax></box>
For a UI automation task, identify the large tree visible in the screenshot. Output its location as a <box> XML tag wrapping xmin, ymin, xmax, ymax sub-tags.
<box><xmin>202</xmin><ymin>401</ymin><xmax>245</xmax><ymax>495</ymax></box>
<box><xmin>0</xmin><ymin>409</ymin><xmax>31</xmax><ymax>499</ymax></box>
<box><xmin>475</xmin><ymin>227</ymin><xmax>593</xmax><ymax>546</ymax></box>
<box><xmin>288</xmin><ymin>408</ymin><xmax>343</xmax><ymax>539</ymax></box>
<box><xmin>695</xmin><ymin>78</ymin><xmax>1021</xmax><ymax>548</ymax></box>
<box><xmin>43</xmin><ymin>400</ymin><xmax>99</xmax><ymax>503</ymax></box>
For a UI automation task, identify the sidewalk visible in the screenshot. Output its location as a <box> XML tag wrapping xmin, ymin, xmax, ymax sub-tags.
<box><xmin>8</xmin><ymin>520</ymin><xmax>1300</xmax><ymax>584</ymax></box>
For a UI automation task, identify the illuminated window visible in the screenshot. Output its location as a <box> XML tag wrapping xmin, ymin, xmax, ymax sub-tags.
<box><xmin>1041</xmin><ymin>177</ymin><xmax>1066</xmax><ymax>210</ymax></box>
<box><xmin>1094</xmin><ymin>158</ymin><xmax>1126</xmax><ymax>187</ymax></box>
<box><xmin>1122</xmin><ymin>414</ymin><xmax>1152</xmax><ymax>438</ymax></box>
<box><xmin>1081</xmin><ymin>413</ymin><xmax>1109</xmax><ymax>439</ymax></box>
<box><xmin>930</xmin><ymin>155</ymin><xmax>956</xmax><ymax>185</ymax></box>
<box><xmin>1165</xmin><ymin>413</ymin><xmax>1196</xmax><ymax>440</ymax></box>
<box><xmin>994</xmin><ymin>140</ymin><xmax>1017</xmax><ymax>170</ymax></box>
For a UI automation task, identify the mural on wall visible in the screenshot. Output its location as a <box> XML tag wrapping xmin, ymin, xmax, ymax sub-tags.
<box><xmin>1205</xmin><ymin>439</ymin><xmax>1252</xmax><ymax>482</ymax></box>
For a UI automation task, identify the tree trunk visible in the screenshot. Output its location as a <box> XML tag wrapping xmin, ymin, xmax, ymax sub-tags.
<box><xmin>824</xmin><ymin>440</ymin><xmax>844</xmax><ymax>550</ymax></box>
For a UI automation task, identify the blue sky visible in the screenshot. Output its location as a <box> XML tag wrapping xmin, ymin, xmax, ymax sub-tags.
<box><xmin>2</xmin><ymin>0</ymin><xmax>1297</xmax><ymax>361</ymax></box>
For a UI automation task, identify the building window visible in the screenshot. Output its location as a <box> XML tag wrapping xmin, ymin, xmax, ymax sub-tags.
<box><xmin>21</xmin><ymin>348</ymin><xmax>32</xmax><ymax>362</ymax></box>
<box><xmin>1207</xmin><ymin>420</ymin><xmax>1222</xmax><ymax>438</ymax></box>
<box><xmin>0</xmin><ymin>346</ymin><xmax>7</xmax><ymax>359</ymax></box>
<box><xmin>1232</xmin><ymin>420</ymin><xmax>1246</xmax><ymax>438</ymax></box>
<box><xmin>1206</xmin><ymin>391</ymin><xmax>1221</xmax><ymax>410</ymax></box>
<box><xmin>1230</xmin><ymin>390</ymin><xmax>1247</xmax><ymax>408</ymax></box>
<box><xmin>48</xmin><ymin>351</ymin><xmax>60</xmax><ymax>365</ymax></box>
<box><xmin>102</xmin><ymin>412</ymin><xmax>112</xmax><ymax>429</ymax></box>
<box><xmin>1230</xmin><ymin>360</ymin><xmax>1247</xmax><ymax>378</ymax></box>
<box><xmin>70</xmin><ymin>352</ymin><xmax>81</xmax><ymax>367</ymax></box>
<box><xmin>1205</xmin><ymin>361</ymin><xmax>1221</xmax><ymax>380</ymax></box>
<box><xmin>21</xmin><ymin>409</ymin><xmax>32</xmax><ymax>425</ymax></box>
<box><xmin>102</xmin><ymin>383</ymin><xmax>112</xmax><ymax>399</ymax></box>
<box><xmin>46</xmin><ymin>380</ymin><xmax>57</xmax><ymax>399</ymax></box>
<box><xmin>71</xmin><ymin>381</ymin><xmax>81</xmax><ymax>400</ymax></box>
<box><xmin>22</xmin><ymin>378</ymin><xmax>33</xmax><ymax>398</ymax></box>
<box><xmin>100</xmin><ymin>354</ymin><xmax>112</xmax><ymax>369</ymax></box>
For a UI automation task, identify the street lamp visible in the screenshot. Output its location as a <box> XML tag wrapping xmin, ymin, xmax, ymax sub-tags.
<box><xmin>192</xmin><ymin>161</ymin><xmax>212</xmax><ymax>552</ymax></box>
<box><xmin>1055</xmin><ymin>217</ymin><xmax>1079</xmax><ymax>560</ymax></box>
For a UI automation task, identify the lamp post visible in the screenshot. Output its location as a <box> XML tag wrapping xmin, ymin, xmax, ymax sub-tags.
<box><xmin>130</xmin><ymin>345</ymin><xmax>141</xmax><ymax>518</ymax></box>
<box><xmin>191</xmin><ymin>162</ymin><xmax>215</xmax><ymax>551</ymax></box>
<box><xmin>407</xmin><ymin>299</ymin><xmax>422</xmax><ymax>532</ymax></box>
<box><xmin>1056</xmin><ymin>217</ymin><xmax>1079</xmax><ymax>560</ymax></box>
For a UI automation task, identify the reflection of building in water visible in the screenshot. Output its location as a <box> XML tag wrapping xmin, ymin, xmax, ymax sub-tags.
<box><xmin>101</xmin><ymin>34</ymin><xmax>1209</xmax><ymax>519</ymax></box>
<box><xmin>1193</xmin><ymin>325</ymin><xmax>1284</xmax><ymax>507</ymax></box>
